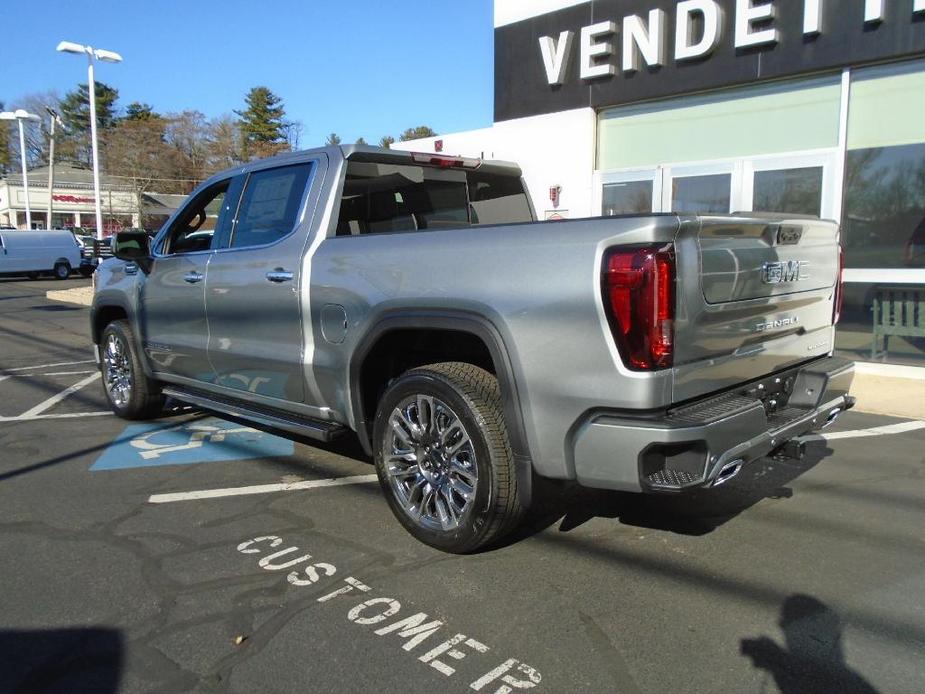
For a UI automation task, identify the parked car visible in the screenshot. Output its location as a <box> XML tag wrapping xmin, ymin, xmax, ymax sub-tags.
<box><xmin>0</xmin><ymin>229</ymin><xmax>82</xmax><ymax>279</ymax></box>
<box><xmin>91</xmin><ymin>145</ymin><xmax>854</xmax><ymax>552</ymax></box>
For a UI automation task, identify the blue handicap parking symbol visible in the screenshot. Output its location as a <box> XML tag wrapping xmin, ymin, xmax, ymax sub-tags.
<box><xmin>91</xmin><ymin>417</ymin><xmax>294</xmax><ymax>470</ymax></box>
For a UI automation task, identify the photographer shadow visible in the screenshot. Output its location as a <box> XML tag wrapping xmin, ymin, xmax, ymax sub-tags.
<box><xmin>741</xmin><ymin>594</ymin><xmax>879</xmax><ymax>694</ymax></box>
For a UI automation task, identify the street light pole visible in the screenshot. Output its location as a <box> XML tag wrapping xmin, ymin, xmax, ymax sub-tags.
<box><xmin>0</xmin><ymin>109</ymin><xmax>42</xmax><ymax>229</ymax></box>
<box><xmin>45</xmin><ymin>108</ymin><xmax>62</xmax><ymax>229</ymax></box>
<box><xmin>86</xmin><ymin>52</ymin><xmax>103</xmax><ymax>242</ymax></box>
<box><xmin>16</xmin><ymin>117</ymin><xmax>31</xmax><ymax>229</ymax></box>
<box><xmin>56</xmin><ymin>41</ymin><xmax>122</xmax><ymax>258</ymax></box>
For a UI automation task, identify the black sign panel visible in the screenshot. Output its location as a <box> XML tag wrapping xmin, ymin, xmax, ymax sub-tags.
<box><xmin>494</xmin><ymin>0</ymin><xmax>925</xmax><ymax>122</ymax></box>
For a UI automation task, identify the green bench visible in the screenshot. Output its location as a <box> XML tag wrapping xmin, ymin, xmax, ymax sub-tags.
<box><xmin>870</xmin><ymin>285</ymin><xmax>925</xmax><ymax>359</ymax></box>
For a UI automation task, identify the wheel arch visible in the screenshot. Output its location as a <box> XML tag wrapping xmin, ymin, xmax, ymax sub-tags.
<box><xmin>350</xmin><ymin>310</ymin><xmax>534</xmax><ymax>506</ymax></box>
<box><xmin>91</xmin><ymin>301</ymin><xmax>132</xmax><ymax>345</ymax></box>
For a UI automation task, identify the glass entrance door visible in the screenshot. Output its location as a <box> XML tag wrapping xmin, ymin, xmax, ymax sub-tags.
<box><xmin>745</xmin><ymin>153</ymin><xmax>838</xmax><ymax>218</ymax></box>
<box><xmin>662</xmin><ymin>163</ymin><xmax>738</xmax><ymax>214</ymax></box>
<box><xmin>599</xmin><ymin>170</ymin><xmax>661</xmax><ymax>215</ymax></box>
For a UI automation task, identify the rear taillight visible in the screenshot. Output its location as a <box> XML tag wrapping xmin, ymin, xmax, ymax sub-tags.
<box><xmin>603</xmin><ymin>244</ymin><xmax>675</xmax><ymax>370</ymax></box>
<box><xmin>833</xmin><ymin>245</ymin><xmax>844</xmax><ymax>325</ymax></box>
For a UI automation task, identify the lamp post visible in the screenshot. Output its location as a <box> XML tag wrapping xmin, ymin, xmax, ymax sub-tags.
<box><xmin>0</xmin><ymin>109</ymin><xmax>42</xmax><ymax>229</ymax></box>
<box><xmin>56</xmin><ymin>41</ymin><xmax>122</xmax><ymax>256</ymax></box>
<box><xmin>45</xmin><ymin>107</ymin><xmax>63</xmax><ymax>229</ymax></box>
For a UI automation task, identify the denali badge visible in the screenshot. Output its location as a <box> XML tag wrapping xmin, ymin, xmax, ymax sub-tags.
<box><xmin>756</xmin><ymin>316</ymin><xmax>799</xmax><ymax>333</ymax></box>
<box><xmin>762</xmin><ymin>260</ymin><xmax>809</xmax><ymax>284</ymax></box>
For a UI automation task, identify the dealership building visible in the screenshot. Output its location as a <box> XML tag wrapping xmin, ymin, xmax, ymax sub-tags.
<box><xmin>397</xmin><ymin>0</ymin><xmax>925</xmax><ymax>369</ymax></box>
<box><xmin>0</xmin><ymin>164</ymin><xmax>182</xmax><ymax>233</ymax></box>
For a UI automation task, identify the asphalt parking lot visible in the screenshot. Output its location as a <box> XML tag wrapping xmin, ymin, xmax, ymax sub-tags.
<box><xmin>1</xmin><ymin>276</ymin><xmax>924</xmax><ymax>693</ymax></box>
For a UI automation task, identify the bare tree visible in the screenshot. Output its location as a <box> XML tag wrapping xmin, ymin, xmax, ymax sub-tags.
<box><xmin>206</xmin><ymin>114</ymin><xmax>244</xmax><ymax>174</ymax></box>
<box><xmin>103</xmin><ymin>118</ymin><xmax>181</xmax><ymax>227</ymax></box>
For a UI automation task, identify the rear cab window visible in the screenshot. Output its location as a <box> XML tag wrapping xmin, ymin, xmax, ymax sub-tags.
<box><xmin>335</xmin><ymin>155</ymin><xmax>533</xmax><ymax>236</ymax></box>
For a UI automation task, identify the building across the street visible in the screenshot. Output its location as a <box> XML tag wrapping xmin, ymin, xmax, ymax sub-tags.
<box><xmin>0</xmin><ymin>164</ymin><xmax>184</xmax><ymax>234</ymax></box>
<box><xmin>397</xmin><ymin>0</ymin><xmax>925</xmax><ymax>370</ymax></box>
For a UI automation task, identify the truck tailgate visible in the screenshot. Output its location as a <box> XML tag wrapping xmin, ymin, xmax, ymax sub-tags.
<box><xmin>672</xmin><ymin>215</ymin><xmax>840</xmax><ymax>403</ymax></box>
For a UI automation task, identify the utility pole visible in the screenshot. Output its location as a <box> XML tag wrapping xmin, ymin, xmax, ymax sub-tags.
<box><xmin>45</xmin><ymin>107</ymin><xmax>62</xmax><ymax>229</ymax></box>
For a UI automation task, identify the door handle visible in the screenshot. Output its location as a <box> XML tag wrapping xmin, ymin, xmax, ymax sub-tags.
<box><xmin>183</xmin><ymin>271</ymin><xmax>204</xmax><ymax>284</ymax></box>
<box><xmin>266</xmin><ymin>269</ymin><xmax>294</xmax><ymax>283</ymax></box>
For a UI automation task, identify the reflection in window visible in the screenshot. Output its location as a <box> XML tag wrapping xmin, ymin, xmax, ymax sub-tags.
<box><xmin>231</xmin><ymin>164</ymin><xmax>313</xmax><ymax>249</ymax></box>
<box><xmin>335</xmin><ymin>163</ymin><xmax>532</xmax><ymax>235</ymax></box>
<box><xmin>843</xmin><ymin>143</ymin><xmax>925</xmax><ymax>269</ymax></box>
<box><xmin>753</xmin><ymin>167</ymin><xmax>823</xmax><ymax>216</ymax></box>
<box><xmin>835</xmin><ymin>282</ymin><xmax>925</xmax><ymax>367</ymax></box>
<box><xmin>671</xmin><ymin>174</ymin><xmax>731</xmax><ymax>214</ymax></box>
<box><xmin>164</xmin><ymin>182</ymin><xmax>228</xmax><ymax>254</ymax></box>
<box><xmin>602</xmin><ymin>181</ymin><xmax>653</xmax><ymax>215</ymax></box>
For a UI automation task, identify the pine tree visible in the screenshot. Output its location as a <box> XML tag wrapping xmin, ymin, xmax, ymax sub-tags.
<box><xmin>235</xmin><ymin>86</ymin><xmax>287</xmax><ymax>159</ymax></box>
<box><xmin>123</xmin><ymin>102</ymin><xmax>158</xmax><ymax>122</ymax></box>
<box><xmin>58</xmin><ymin>81</ymin><xmax>120</xmax><ymax>166</ymax></box>
<box><xmin>379</xmin><ymin>135</ymin><xmax>395</xmax><ymax>150</ymax></box>
<box><xmin>399</xmin><ymin>126</ymin><xmax>437</xmax><ymax>141</ymax></box>
<box><xmin>325</xmin><ymin>133</ymin><xmax>342</xmax><ymax>146</ymax></box>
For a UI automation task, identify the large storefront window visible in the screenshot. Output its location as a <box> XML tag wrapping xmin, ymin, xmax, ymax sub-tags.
<box><xmin>597</xmin><ymin>77</ymin><xmax>841</xmax><ymax>171</ymax></box>
<box><xmin>837</xmin><ymin>60</ymin><xmax>925</xmax><ymax>366</ymax></box>
<box><xmin>597</xmin><ymin>77</ymin><xmax>841</xmax><ymax>219</ymax></box>
<box><xmin>753</xmin><ymin>167</ymin><xmax>824</xmax><ymax>217</ymax></box>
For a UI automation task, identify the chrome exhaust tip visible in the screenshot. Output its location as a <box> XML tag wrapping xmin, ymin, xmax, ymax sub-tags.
<box><xmin>822</xmin><ymin>407</ymin><xmax>842</xmax><ymax>429</ymax></box>
<box><xmin>713</xmin><ymin>459</ymin><xmax>744</xmax><ymax>487</ymax></box>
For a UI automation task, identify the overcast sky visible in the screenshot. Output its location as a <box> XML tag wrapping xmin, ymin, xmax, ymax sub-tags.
<box><xmin>1</xmin><ymin>0</ymin><xmax>495</xmax><ymax>145</ymax></box>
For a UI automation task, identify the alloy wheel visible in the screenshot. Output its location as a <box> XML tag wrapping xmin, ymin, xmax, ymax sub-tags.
<box><xmin>103</xmin><ymin>333</ymin><xmax>133</xmax><ymax>408</ymax></box>
<box><xmin>383</xmin><ymin>394</ymin><xmax>478</xmax><ymax>532</ymax></box>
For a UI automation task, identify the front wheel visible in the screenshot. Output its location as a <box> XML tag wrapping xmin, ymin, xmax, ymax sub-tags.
<box><xmin>53</xmin><ymin>261</ymin><xmax>71</xmax><ymax>280</ymax></box>
<box><xmin>100</xmin><ymin>320</ymin><xmax>164</xmax><ymax>420</ymax></box>
<box><xmin>372</xmin><ymin>362</ymin><xmax>523</xmax><ymax>553</ymax></box>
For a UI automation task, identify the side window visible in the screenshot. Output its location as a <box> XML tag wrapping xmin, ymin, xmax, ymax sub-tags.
<box><xmin>229</xmin><ymin>164</ymin><xmax>313</xmax><ymax>249</ymax></box>
<box><xmin>162</xmin><ymin>180</ymin><xmax>231</xmax><ymax>255</ymax></box>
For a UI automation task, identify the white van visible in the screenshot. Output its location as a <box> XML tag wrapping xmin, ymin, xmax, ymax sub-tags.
<box><xmin>0</xmin><ymin>230</ymin><xmax>82</xmax><ymax>279</ymax></box>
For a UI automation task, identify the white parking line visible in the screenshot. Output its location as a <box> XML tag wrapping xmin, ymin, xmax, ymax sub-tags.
<box><xmin>148</xmin><ymin>474</ymin><xmax>379</xmax><ymax>504</ymax></box>
<box><xmin>1</xmin><ymin>359</ymin><xmax>96</xmax><ymax>373</ymax></box>
<box><xmin>0</xmin><ymin>411</ymin><xmax>112</xmax><ymax>423</ymax></box>
<box><xmin>814</xmin><ymin>420</ymin><xmax>925</xmax><ymax>441</ymax></box>
<box><xmin>18</xmin><ymin>372</ymin><xmax>101</xmax><ymax>418</ymax></box>
<box><xmin>3</xmin><ymin>370</ymin><xmax>97</xmax><ymax>378</ymax></box>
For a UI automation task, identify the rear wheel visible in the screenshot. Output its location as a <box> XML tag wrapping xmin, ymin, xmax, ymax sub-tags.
<box><xmin>100</xmin><ymin>320</ymin><xmax>164</xmax><ymax>420</ymax></box>
<box><xmin>53</xmin><ymin>261</ymin><xmax>70</xmax><ymax>280</ymax></box>
<box><xmin>373</xmin><ymin>362</ymin><xmax>523</xmax><ymax>553</ymax></box>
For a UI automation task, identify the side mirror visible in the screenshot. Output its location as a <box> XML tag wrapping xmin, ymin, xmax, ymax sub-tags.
<box><xmin>113</xmin><ymin>231</ymin><xmax>152</xmax><ymax>273</ymax></box>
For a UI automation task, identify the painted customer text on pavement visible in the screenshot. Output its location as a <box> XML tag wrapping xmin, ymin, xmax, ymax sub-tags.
<box><xmin>91</xmin><ymin>417</ymin><xmax>294</xmax><ymax>470</ymax></box>
<box><xmin>237</xmin><ymin>534</ymin><xmax>542</xmax><ymax>692</ymax></box>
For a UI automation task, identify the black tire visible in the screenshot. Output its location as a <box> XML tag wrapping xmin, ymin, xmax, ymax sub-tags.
<box><xmin>372</xmin><ymin>362</ymin><xmax>523</xmax><ymax>553</ymax></box>
<box><xmin>99</xmin><ymin>320</ymin><xmax>165</xmax><ymax>420</ymax></box>
<box><xmin>79</xmin><ymin>266</ymin><xmax>94</xmax><ymax>278</ymax></box>
<box><xmin>53</xmin><ymin>261</ymin><xmax>71</xmax><ymax>280</ymax></box>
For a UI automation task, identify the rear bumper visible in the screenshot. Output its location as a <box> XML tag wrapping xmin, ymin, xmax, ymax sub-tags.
<box><xmin>571</xmin><ymin>357</ymin><xmax>854</xmax><ymax>493</ymax></box>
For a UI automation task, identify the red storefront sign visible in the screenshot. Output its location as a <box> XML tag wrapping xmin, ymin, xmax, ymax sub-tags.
<box><xmin>52</xmin><ymin>194</ymin><xmax>97</xmax><ymax>204</ymax></box>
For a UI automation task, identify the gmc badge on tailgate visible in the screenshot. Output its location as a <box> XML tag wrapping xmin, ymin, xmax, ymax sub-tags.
<box><xmin>762</xmin><ymin>260</ymin><xmax>809</xmax><ymax>284</ymax></box>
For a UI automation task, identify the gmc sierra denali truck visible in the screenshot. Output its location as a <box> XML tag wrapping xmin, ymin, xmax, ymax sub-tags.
<box><xmin>92</xmin><ymin>145</ymin><xmax>854</xmax><ymax>552</ymax></box>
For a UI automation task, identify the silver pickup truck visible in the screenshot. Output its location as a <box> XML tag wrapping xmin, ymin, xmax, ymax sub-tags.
<box><xmin>92</xmin><ymin>145</ymin><xmax>854</xmax><ymax>552</ymax></box>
